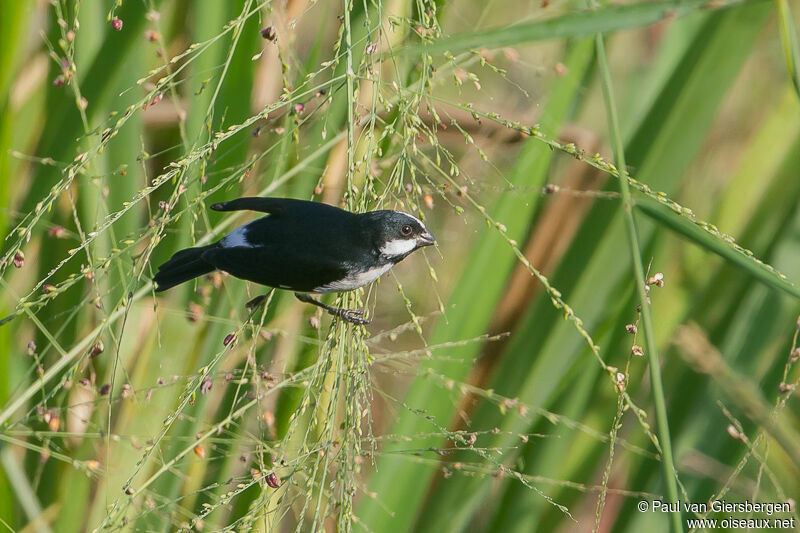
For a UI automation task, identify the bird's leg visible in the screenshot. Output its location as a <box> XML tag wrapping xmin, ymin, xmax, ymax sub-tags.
<box><xmin>245</xmin><ymin>294</ymin><xmax>268</xmax><ymax>310</ymax></box>
<box><xmin>294</xmin><ymin>293</ymin><xmax>370</xmax><ymax>325</ymax></box>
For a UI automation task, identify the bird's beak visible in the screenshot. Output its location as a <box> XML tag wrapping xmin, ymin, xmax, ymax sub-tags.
<box><xmin>417</xmin><ymin>231</ymin><xmax>436</xmax><ymax>247</ymax></box>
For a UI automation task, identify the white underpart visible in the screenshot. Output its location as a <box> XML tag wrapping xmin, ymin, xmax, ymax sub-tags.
<box><xmin>221</xmin><ymin>223</ymin><xmax>254</xmax><ymax>248</ymax></box>
<box><xmin>313</xmin><ymin>262</ymin><xmax>394</xmax><ymax>293</ymax></box>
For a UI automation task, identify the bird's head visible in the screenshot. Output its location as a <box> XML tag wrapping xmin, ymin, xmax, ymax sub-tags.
<box><xmin>361</xmin><ymin>210</ymin><xmax>436</xmax><ymax>261</ymax></box>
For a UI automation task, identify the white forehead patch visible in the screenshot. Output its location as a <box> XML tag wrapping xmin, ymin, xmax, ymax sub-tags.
<box><xmin>398</xmin><ymin>211</ymin><xmax>427</xmax><ymax>230</ymax></box>
<box><xmin>221</xmin><ymin>224</ymin><xmax>253</xmax><ymax>248</ymax></box>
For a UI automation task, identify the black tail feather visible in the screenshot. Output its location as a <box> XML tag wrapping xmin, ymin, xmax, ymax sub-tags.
<box><xmin>153</xmin><ymin>244</ymin><xmax>217</xmax><ymax>292</ymax></box>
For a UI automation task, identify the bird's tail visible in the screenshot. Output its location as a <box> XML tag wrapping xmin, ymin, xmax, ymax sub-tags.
<box><xmin>153</xmin><ymin>244</ymin><xmax>217</xmax><ymax>292</ymax></box>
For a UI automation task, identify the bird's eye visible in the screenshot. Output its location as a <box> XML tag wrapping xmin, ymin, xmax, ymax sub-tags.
<box><xmin>401</xmin><ymin>224</ymin><xmax>413</xmax><ymax>236</ymax></box>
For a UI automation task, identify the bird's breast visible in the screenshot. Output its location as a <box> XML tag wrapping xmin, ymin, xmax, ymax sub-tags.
<box><xmin>313</xmin><ymin>262</ymin><xmax>394</xmax><ymax>293</ymax></box>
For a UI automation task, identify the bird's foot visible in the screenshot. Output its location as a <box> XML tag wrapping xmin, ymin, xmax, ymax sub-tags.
<box><xmin>294</xmin><ymin>292</ymin><xmax>370</xmax><ymax>325</ymax></box>
<box><xmin>329</xmin><ymin>307</ymin><xmax>370</xmax><ymax>325</ymax></box>
<box><xmin>245</xmin><ymin>294</ymin><xmax>268</xmax><ymax>310</ymax></box>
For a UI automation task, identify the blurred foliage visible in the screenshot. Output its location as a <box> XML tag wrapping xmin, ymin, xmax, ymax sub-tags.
<box><xmin>1</xmin><ymin>0</ymin><xmax>799</xmax><ymax>531</ymax></box>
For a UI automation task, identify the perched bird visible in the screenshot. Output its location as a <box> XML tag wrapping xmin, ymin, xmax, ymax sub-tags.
<box><xmin>153</xmin><ymin>197</ymin><xmax>435</xmax><ymax>324</ymax></box>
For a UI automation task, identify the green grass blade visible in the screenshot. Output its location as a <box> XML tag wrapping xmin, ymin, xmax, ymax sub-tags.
<box><xmin>776</xmin><ymin>0</ymin><xmax>800</xmax><ymax>96</ymax></box>
<box><xmin>636</xmin><ymin>197</ymin><xmax>800</xmax><ymax>300</ymax></box>
<box><xmin>402</xmin><ymin>0</ymin><xmax>734</xmax><ymax>57</ymax></box>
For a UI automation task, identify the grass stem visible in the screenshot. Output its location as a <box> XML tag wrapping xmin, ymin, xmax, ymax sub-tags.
<box><xmin>594</xmin><ymin>34</ymin><xmax>682</xmax><ymax>533</ymax></box>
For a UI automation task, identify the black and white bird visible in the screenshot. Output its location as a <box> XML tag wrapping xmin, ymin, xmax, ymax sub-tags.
<box><xmin>153</xmin><ymin>197</ymin><xmax>435</xmax><ymax>324</ymax></box>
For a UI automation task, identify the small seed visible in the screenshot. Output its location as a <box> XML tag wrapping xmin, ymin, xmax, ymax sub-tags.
<box><xmin>200</xmin><ymin>375</ymin><xmax>212</xmax><ymax>395</ymax></box>
<box><xmin>111</xmin><ymin>18</ymin><xmax>123</xmax><ymax>31</ymax></box>
<box><xmin>631</xmin><ymin>345</ymin><xmax>644</xmax><ymax>357</ymax></box>
<box><xmin>260</xmin><ymin>26</ymin><xmax>276</xmax><ymax>40</ymax></box>
<box><xmin>188</xmin><ymin>302</ymin><xmax>203</xmax><ymax>323</ymax></box>
<box><xmin>266</xmin><ymin>472</ymin><xmax>279</xmax><ymax>488</ymax></box>
<box><xmin>48</xmin><ymin>226</ymin><xmax>66</xmax><ymax>238</ymax></box>
<box><xmin>726</xmin><ymin>424</ymin><xmax>743</xmax><ymax>441</ymax></box>
<box><xmin>646</xmin><ymin>272</ymin><xmax>664</xmax><ymax>287</ymax></box>
<box><xmin>89</xmin><ymin>341</ymin><xmax>104</xmax><ymax>358</ymax></box>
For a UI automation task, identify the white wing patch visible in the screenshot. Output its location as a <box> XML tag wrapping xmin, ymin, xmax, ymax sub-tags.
<box><xmin>221</xmin><ymin>224</ymin><xmax>253</xmax><ymax>248</ymax></box>
<box><xmin>313</xmin><ymin>262</ymin><xmax>394</xmax><ymax>293</ymax></box>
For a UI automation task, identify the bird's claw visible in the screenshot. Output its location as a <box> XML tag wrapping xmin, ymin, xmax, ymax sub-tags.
<box><xmin>332</xmin><ymin>308</ymin><xmax>370</xmax><ymax>325</ymax></box>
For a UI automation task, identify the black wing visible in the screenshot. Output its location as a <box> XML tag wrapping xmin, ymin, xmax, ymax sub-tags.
<box><xmin>201</xmin><ymin>245</ymin><xmax>349</xmax><ymax>293</ymax></box>
<box><xmin>209</xmin><ymin>197</ymin><xmax>346</xmax><ymax>217</ymax></box>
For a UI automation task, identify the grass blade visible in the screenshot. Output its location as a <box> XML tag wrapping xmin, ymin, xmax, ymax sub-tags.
<box><xmin>636</xmin><ymin>197</ymin><xmax>800</xmax><ymax>300</ymax></box>
<box><xmin>403</xmin><ymin>0</ymin><xmax>735</xmax><ymax>57</ymax></box>
<box><xmin>776</xmin><ymin>0</ymin><xmax>800</xmax><ymax>96</ymax></box>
